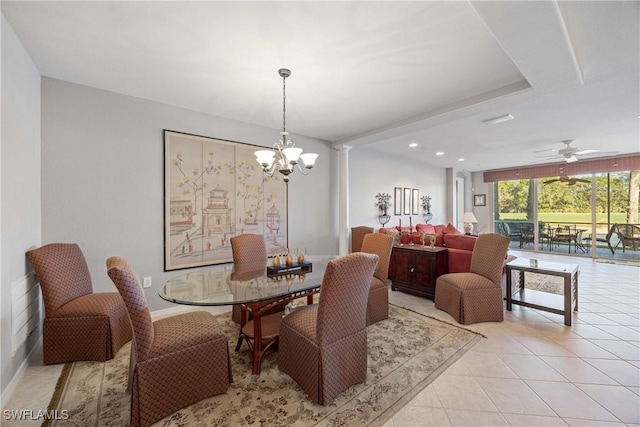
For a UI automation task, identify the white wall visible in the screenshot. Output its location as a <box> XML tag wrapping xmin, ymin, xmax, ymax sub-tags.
<box><xmin>1</xmin><ymin>15</ymin><xmax>42</xmax><ymax>393</ymax></box>
<box><xmin>348</xmin><ymin>147</ymin><xmax>447</xmax><ymax>234</ymax></box>
<box><xmin>471</xmin><ymin>171</ymin><xmax>494</xmax><ymax>234</ymax></box>
<box><xmin>41</xmin><ymin>78</ymin><xmax>335</xmax><ymax>311</ymax></box>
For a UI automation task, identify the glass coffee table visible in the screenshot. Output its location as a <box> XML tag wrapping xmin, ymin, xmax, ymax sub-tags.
<box><xmin>505</xmin><ymin>258</ymin><xmax>579</xmax><ymax>326</ymax></box>
<box><xmin>160</xmin><ymin>256</ymin><xmax>334</xmax><ymax>375</ymax></box>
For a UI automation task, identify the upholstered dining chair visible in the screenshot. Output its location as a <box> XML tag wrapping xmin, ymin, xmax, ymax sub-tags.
<box><xmin>360</xmin><ymin>232</ymin><xmax>393</xmax><ymax>325</ymax></box>
<box><xmin>106</xmin><ymin>256</ymin><xmax>232</xmax><ymax>427</ymax></box>
<box><xmin>278</xmin><ymin>252</ymin><xmax>378</xmax><ymax>405</ymax></box>
<box><xmin>26</xmin><ymin>243</ymin><xmax>132</xmax><ymax>365</ymax></box>
<box><xmin>434</xmin><ymin>233</ymin><xmax>510</xmax><ymax>325</ymax></box>
<box><xmin>229</xmin><ymin>233</ymin><xmax>286</xmax><ymax>324</ymax></box>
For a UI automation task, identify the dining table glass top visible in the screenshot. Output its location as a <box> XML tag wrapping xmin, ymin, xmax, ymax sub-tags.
<box><xmin>159</xmin><ymin>255</ymin><xmax>334</xmax><ymax>306</ymax></box>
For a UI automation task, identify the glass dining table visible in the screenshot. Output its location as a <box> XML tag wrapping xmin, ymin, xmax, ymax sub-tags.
<box><xmin>159</xmin><ymin>255</ymin><xmax>334</xmax><ymax>375</ymax></box>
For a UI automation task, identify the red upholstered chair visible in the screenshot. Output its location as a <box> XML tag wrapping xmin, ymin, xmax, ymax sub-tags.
<box><xmin>106</xmin><ymin>256</ymin><xmax>231</xmax><ymax>427</ymax></box>
<box><xmin>25</xmin><ymin>243</ymin><xmax>132</xmax><ymax>365</ymax></box>
<box><xmin>278</xmin><ymin>252</ymin><xmax>378</xmax><ymax>405</ymax></box>
<box><xmin>229</xmin><ymin>233</ymin><xmax>287</xmax><ymax>325</ymax></box>
<box><xmin>360</xmin><ymin>233</ymin><xmax>393</xmax><ymax>325</ymax></box>
<box><xmin>434</xmin><ymin>233</ymin><xmax>510</xmax><ymax>325</ymax></box>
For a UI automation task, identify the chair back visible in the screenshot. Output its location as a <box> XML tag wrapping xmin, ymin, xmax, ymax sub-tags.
<box><xmin>106</xmin><ymin>256</ymin><xmax>154</xmax><ymax>361</ymax></box>
<box><xmin>230</xmin><ymin>234</ymin><xmax>267</xmax><ymax>264</ymax></box>
<box><xmin>469</xmin><ymin>233</ymin><xmax>510</xmax><ymax>286</ymax></box>
<box><xmin>361</xmin><ymin>233</ymin><xmax>393</xmax><ymax>283</ymax></box>
<box><xmin>316</xmin><ymin>253</ymin><xmax>378</xmax><ymax>345</ymax></box>
<box><xmin>351</xmin><ymin>226</ymin><xmax>374</xmax><ymax>252</ymax></box>
<box><xmin>26</xmin><ymin>243</ymin><xmax>93</xmax><ymax>315</ymax></box>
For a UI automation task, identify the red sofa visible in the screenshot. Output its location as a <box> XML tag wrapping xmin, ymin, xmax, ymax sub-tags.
<box><xmin>379</xmin><ymin>225</ymin><xmax>516</xmax><ymax>296</ymax></box>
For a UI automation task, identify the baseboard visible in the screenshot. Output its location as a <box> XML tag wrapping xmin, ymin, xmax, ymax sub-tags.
<box><xmin>0</xmin><ymin>336</ymin><xmax>43</xmax><ymax>410</ymax></box>
<box><xmin>150</xmin><ymin>304</ymin><xmax>199</xmax><ymax>320</ymax></box>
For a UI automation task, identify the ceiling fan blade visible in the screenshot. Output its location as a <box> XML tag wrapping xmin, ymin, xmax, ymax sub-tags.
<box><xmin>533</xmin><ymin>148</ymin><xmax>557</xmax><ymax>153</ymax></box>
<box><xmin>544</xmin><ymin>179</ymin><xmax>560</xmax><ymax>184</ymax></box>
<box><xmin>578</xmin><ymin>151</ymin><xmax>619</xmax><ymax>158</ymax></box>
<box><xmin>575</xmin><ymin>149</ymin><xmax>598</xmax><ymax>155</ymax></box>
<box><xmin>575</xmin><ymin>178</ymin><xmax>591</xmax><ymax>183</ymax></box>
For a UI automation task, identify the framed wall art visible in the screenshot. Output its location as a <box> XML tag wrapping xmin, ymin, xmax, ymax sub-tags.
<box><xmin>394</xmin><ymin>187</ymin><xmax>402</xmax><ymax>215</ymax></box>
<box><xmin>403</xmin><ymin>188</ymin><xmax>412</xmax><ymax>215</ymax></box>
<box><xmin>412</xmin><ymin>189</ymin><xmax>419</xmax><ymax>215</ymax></box>
<box><xmin>473</xmin><ymin>194</ymin><xmax>486</xmax><ymax>206</ymax></box>
<box><xmin>164</xmin><ymin>130</ymin><xmax>288</xmax><ymax>271</ymax></box>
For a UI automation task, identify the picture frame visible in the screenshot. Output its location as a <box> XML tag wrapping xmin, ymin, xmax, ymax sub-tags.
<box><xmin>403</xmin><ymin>188</ymin><xmax>412</xmax><ymax>215</ymax></box>
<box><xmin>474</xmin><ymin>194</ymin><xmax>486</xmax><ymax>206</ymax></box>
<box><xmin>394</xmin><ymin>187</ymin><xmax>402</xmax><ymax>215</ymax></box>
<box><xmin>164</xmin><ymin>130</ymin><xmax>288</xmax><ymax>271</ymax></box>
<box><xmin>412</xmin><ymin>189</ymin><xmax>419</xmax><ymax>215</ymax></box>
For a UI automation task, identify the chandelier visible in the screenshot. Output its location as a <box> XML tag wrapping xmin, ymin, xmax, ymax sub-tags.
<box><xmin>254</xmin><ymin>68</ymin><xmax>318</xmax><ymax>183</ymax></box>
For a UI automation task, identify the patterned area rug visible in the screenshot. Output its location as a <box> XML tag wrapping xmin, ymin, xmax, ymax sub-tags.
<box><xmin>522</xmin><ymin>272</ymin><xmax>564</xmax><ymax>295</ymax></box>
<box><xmin>45</xmin><ymin>304</ymin><xmax>481</xmax><ymax>427</ymax></box>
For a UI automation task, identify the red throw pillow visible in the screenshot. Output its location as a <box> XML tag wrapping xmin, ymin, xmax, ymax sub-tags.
<box><xmin>434</xmin><ymin>224</ymin><xmax>446</xmax><ymax>234</ymax></box>
<box><xmin>416</xmin><ymin>223</ymin><xmax>436</xmax><ymax>234</ymax></box>
<box><xmin>443</xmin><ymin>223</ymin><xmax>461</xmax><ymax>235</ymax></box>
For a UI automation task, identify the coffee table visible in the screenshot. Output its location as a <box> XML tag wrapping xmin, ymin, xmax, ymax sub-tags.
<box><xmin>160</xmin><ymin>256</ymin><xmax>333</xmax><ymax>374</ymax></box>
<box><xmin>505</xmin><ymin>258</ymin><xmax>579</xmax><ymax>326</ymax></box>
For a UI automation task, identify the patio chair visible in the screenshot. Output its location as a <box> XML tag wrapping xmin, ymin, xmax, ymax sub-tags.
<box><xmin>583</xmin><ymin>224</ymin><xmax>618</xmax><ymax>255</ymax></box>
<box><xmin>614</xmin><ymin>224</ymin><xmax>640</xmax><ymax>253</ymax></box>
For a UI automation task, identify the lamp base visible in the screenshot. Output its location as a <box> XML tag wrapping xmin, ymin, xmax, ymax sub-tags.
<box><xmin>463</xmin><ymin>222</ymin><xmax>474</xmax><ymax>235</ymax></box>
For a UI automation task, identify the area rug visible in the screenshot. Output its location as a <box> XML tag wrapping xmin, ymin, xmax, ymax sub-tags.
<box><xmin>44</xmin><ymin>304</ymin><xmax>482</xmax><ymax>427</ymax></box>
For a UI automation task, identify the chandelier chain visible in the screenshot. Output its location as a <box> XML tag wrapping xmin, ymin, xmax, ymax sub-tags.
<box><xmin>282</xmin><ymin>73</ymin><xmax>287</xmax><ymax>135</ymax></box>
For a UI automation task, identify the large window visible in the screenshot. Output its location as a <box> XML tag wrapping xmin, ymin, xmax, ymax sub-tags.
<box><xmin>493</xmin><ymin>170</ymin><xmax>640</xmax><ymax>261</ymax></box>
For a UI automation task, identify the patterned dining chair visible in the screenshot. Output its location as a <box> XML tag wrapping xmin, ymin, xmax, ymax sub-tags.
<box><xmin>434</xmin><ymin>233</ymin><xmax>510</xmax><ymax>325</ymax></box>
<box><xmin>26</xmin><ymin>243</ymin><xmax>132</xmax><ymax>364</ymax></box>
<box><xmin>278</xmin><ymin>252</ymin><xmax>379</xmax><ymax>405</ymax></box>
<box><xmin>229</xmin><ymin>233</ymin><xmax>287</xmax><ymax>325</ymax></box>
<box><xmin>360</xmin><ymin>232</ymin><xmax>393</xmax><ymax>325</ymax></box>
<box><xmin>106</xmin><ymin>256</ymin><xmax>232</xmax><ymax>427</ymax></box>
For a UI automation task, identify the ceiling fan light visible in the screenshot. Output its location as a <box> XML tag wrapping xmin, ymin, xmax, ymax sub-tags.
<box><xmin>565</xmin><ymin>155</ymin><xmax>578</xmax><ymax>163</ymax></box>
<box><xmin>481</xmin><ymin>114</ymin><xmax>514</xmax><ymax>125</ymax></box>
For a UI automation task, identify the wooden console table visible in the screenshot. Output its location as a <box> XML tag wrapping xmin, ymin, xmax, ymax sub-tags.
<box><xmin>391</xmin><ymin>245</ymin><xmax>448</xmax><ymax>299</ymax></box>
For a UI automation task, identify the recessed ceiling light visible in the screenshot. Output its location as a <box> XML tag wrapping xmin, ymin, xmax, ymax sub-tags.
<box><xmin>435</xmin><ymin>152</ymin><xmax>444</xmax><ymax>156</ymax></box>
<box><xmin>457</xmin><ymin>158</ymin><xmax>465</xmax><ymax>162</ymax></box>
<box><xmin>409</xmin><ymin>143</ymin><xmax>418</xmax><ymax>148</ymax></box>
<box><xmin>482</xmin><ymin>114</ymin><xmax>514</xmax><ymax>125</ymax></box>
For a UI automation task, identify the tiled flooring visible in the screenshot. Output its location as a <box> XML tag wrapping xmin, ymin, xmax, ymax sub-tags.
<box><xmin>386</xmin><ymin>250</ymin><xmax>640</xmax><ymax>427</ymax></box>
<box><xmin>3</xmin><ymin>250</ymin><xmax>639</xmax><ymax>426</ymax></box>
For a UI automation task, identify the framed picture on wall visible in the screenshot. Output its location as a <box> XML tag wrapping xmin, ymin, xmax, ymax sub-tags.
<box><xmin>412</xmin><ymin>189</ymin><xmax>419</xmax><ymax>215</ymax></box>
<box><xmin>474</xmin><ymin>194</ymin><xmax>486</xmax><ymax>206</ymax></box>
<box><xmin>394</xmin><ymin>187</ymin><xmax>402</xmax><ymax>215</ymax></box>
<box><xmin>403</xmin><ymin>188</ymin><xmax>412</xmax><ymax>215</ymax></box>
<box><xmin>164</xmin><ymin>130</ymin><xmax>288</xmax><ymax>271</ymax></box>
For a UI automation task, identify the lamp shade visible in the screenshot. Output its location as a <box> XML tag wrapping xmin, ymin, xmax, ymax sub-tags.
<box><xmin>462</xmin><ymin>212</ymin><xmax>478</xmax><ymax>223</ymax></box>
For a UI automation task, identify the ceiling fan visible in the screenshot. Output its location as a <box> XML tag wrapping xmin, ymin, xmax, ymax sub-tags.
<box><xmin>543</xmin><ymin>176</ymin><xmax>591</xmax><ymax>186</ymax></box>
<box><xmin>532</xmin><ymin>140</ymin><xmax>617</xmax><ymax>163</ymax></box>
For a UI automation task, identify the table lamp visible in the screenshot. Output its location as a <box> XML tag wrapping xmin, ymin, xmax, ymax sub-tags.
<box><xmin>462</xmin><ymin>212</ymin><xmax>478</xmax><ymax>235</ymax></box>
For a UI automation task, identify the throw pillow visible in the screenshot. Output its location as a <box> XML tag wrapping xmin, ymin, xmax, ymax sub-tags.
<box><xmin>443</xmin><ymin>223</ymin><xmax>461</xmax><ymax>235</ymax></box>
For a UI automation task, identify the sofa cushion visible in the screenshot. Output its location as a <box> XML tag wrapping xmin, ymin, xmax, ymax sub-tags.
<box><xmin>443</xmin><ymin>223</ymin><xmax>462</xmax><ymax>235</ymax></box>
<box><xmin>416</xmin><ymin>224</ymin><xmax>436</xmax><ymax>234</ymax></box>
<box><xmin>443</xmin><ymin>233</ymin><xmax>477</xmax><ymax>251</ymax></box>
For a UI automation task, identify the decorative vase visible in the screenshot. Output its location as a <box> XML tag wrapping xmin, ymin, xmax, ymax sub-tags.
<box><xmin>285</xmin><ymin>253</ymin><xmax>293</xmax><ymax>267</ymax></box>
<box><xmin>272</xmin><ymin>254</ymin><xmax>281</xmax><ymax>267</ymax></box>
<box><xmin>297</xmin><ymin>252</ymin><xmax>305</xmax><ymax>265</ymax></box>
<box><xmin>378</xmin><ymin>212</ymin><xmax>391</xmax><ymax>225</ymax></box>
<box><xmin>423</xmin><ymin>212</ymin><xmax>433</xmax><ymax>223</ymax></box>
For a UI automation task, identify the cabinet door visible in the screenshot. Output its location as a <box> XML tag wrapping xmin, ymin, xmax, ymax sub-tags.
<box><xmin>413</xmin><ymin>253</ymin><xmax>433</xmax><ymax>288</ymax></box>
<box><xmin>392</xmin><ymin>249</ymin><xmax>411</xmax><ymax>284</ymax></box>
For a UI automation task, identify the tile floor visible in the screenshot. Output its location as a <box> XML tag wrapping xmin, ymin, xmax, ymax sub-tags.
<box><xmin>3</xmin><ymin>250</ymin><xmax>639</xmax><ymax>426</ymax></box>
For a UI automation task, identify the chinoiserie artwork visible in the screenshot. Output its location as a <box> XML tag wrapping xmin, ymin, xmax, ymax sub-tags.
<box><xmin>164</xmin><ymin>130</ymin><xmax>288</xmax><ymax>270</ymax></box>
